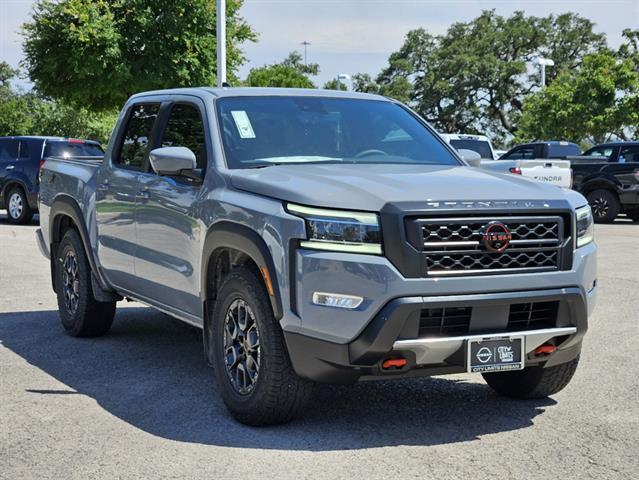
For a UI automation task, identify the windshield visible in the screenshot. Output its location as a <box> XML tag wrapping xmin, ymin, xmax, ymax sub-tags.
<box><xmin>44</xmin><ymin>141</ymin><xmax>104</xmax><ymax>158</ymax></box>
<box><xmin>216</xmin><ymin>96</ymin><xmax>460</xmax><ymax>169</ymax></box>
<box><xmin>449</xmin><ymin>139</ymin><xmax>493</xmax><ymax>159</ymax></box>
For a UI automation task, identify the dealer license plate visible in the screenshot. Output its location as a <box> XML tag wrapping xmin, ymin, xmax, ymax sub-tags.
<box><xmin>467</xmin><ymin>336</ymin><xmax>524</xmax><ymax>373</ymax></box>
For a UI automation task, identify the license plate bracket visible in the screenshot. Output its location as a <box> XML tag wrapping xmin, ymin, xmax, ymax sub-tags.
<box><xmin>467</xmin><ymin>335</ymin><xmax>524</xmax><ymax>373</ymax></box>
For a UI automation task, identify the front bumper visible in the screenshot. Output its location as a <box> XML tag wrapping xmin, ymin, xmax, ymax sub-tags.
<box><xmin>284</xmin><ymin>286</ymin><xmax>590</xmax><ymax>383</ymax></box>
<box><xmin>281</xmin><ymin>237</ymin><xmax>596</xmax><ymax>383</ymax></box>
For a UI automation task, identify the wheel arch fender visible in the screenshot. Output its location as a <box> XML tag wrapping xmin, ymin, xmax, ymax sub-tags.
<box><xmin>49</xmin><ymin>195</ymin><xmax>112</xmax><ymax>294</ymax></box>
<box><xmin>201</xmin><ymin>221</ymin><xmax>283</xmax><ymax>321</ymax></box>
<box><xmin>580</xmin><ymin>175</ymin><xmax>621</xmax><ymax>197</ymax></box>
<box><xmin>1</xmin><ymin>176</ymin><xmax>32</xmax><ymax>203</ymax></box>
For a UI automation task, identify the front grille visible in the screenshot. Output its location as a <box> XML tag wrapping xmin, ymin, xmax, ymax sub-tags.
<box><xmin>507</xmin><ymin>301</ymin><xmax>559</xmax><ymax>331</ymax></box>
<box><xmin>419</xmin><ymin>307</ymin><xmax>472</xmax><ymax>337</ymax></box>
<box><xmin>413</xmin><ymin>216</ymin><xmax>566</xmax><ymax>276</ymax></box>
<box><xmin>417</xmin><ymin>301</ymin><xmax>560</xmax><ymax>338</ymax></box>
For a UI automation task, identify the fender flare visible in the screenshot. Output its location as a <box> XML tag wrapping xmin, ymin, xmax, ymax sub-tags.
<box><xmin>201</xmin><ymin>221</ymin><xmax>283</xmax><ymax>320</ymax></box>
<box><xmin>579</xmin><ymin>176</ymin><xmax>621</xmax><ymax>196</ymax></box>
<box><xmin>1</xmin><ymin>176</ymin><xmax>32</xmax><ymax>204</ymax></box>
<box><xmin>49</xmin><ymin>195</ymin><xmax>112</xmax><ymax>292</ymax></box>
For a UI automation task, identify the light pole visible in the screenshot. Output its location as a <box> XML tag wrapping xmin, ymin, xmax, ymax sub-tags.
<box><xmin>301</xmin><ymin>41</ymin><xmax>311</xmax><ymax>66</ymax></box>
<box><xmin>216</xmin><ymin>0</ymin><xmax>226</xmax><ymax>87</ymax></box>
<box><xmin>336</xmin><ymin>73</ymin><xmax>351</xmax><ymax>91</ymax></box>
<box><xmin>534</xmin><ymin>57</ymin><xmax>554</xmax><ymax>87</ymax></box>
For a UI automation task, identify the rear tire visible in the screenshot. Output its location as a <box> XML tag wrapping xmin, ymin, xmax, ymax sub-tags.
<box><xmin>55</xmin><ymin>229</ymin><xmax>116</xmax><ymax>337</ymax></box>
<box><xmin>208</xmin><ymin>267</ymin><xmax>313</xmax><ymax>426</ymax></box>
<box><xmin>587</xmin><ymin>189</ymin><xmax>620</xmax><ymax>223</ymax></box>
<box><xmin>482</xmin><ymin>356</ymin><xmax>580</xmax><ymax>399</ymax></box>
<box><xmin>6</xmin><ymin>187</ymin><xmax>34</xmax><ymax>225</ymax></box>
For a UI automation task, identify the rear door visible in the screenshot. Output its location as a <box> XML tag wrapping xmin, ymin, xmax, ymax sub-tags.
<box><xmin>133</xmin><ymin>98</ymin><xmax>210</xmax><ymax>319</ymax></box>
<box><xmin>95</xmin><ymin>102</ymin><xmax>161</xmax><ymax>290</ymax></box>
<box><xmin>0</xmin><ymin>138</ymin><xmax>19</xmax><ymax>205</ymax></box>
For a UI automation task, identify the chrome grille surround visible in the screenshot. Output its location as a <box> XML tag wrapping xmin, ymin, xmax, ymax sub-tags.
<box><xmin>413</xmin><ymin>216</ymin><xmax>566</xmax><ymax>276</ymax></box>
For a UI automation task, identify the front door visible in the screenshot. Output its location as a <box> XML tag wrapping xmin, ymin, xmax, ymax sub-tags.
<box><xmin>134</xmin><ymin>100</ymin><xmax>210</xmax><ymax>319</ymax></box>
<box><xmin>95</xmin><ymin>102</ymin><xmax>161</xmax><ymax>290</ymax></box>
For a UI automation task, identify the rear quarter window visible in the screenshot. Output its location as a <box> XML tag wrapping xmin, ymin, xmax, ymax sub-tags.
<box><xmin>547</xmin><ymin>143</ymin><xmax>581</xmax><ymax>157</ymax></box>
<box><xmin>44</xmin><ymin>141</ymin><xmax>104</xmax><ymax>158</ymax></box>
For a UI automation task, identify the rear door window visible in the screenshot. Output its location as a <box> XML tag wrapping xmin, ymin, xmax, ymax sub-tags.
<box><xmin>115</xmin><ymin>103</ymin><xmax>161</xmax><ymax>170</ymax></box>
<box><xmin>502</xmin><ymin>146</ymin><xmax>535</xmax><ymax>160</ymax></box>
<box><xmin>0</xmin><ymin>139</ymin><xmax>19</xmax><ymax>161</ymax></box>
<box><xmin>449</xmin><ymin>139</ymin><xmax>493</xmax><ymax>159</ymax></box>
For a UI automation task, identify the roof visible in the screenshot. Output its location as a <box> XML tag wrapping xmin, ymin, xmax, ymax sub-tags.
<box><xmin>0</xmin><ymin>136</ymin><xmax>100</xmax><ymax>143</ymax></box>
<box><xmin>587</xmin><ymin>141</ymin><xmax>639</xmax><ymax>147</ymax></box>
<box><xmin>522</xmin><ymin>141</ymin><xmax>580</xmax><ymax>146</ymax></box>
<box><xmin>440</xmin><ymin>133</ymin><xmax>491</xmax><ymax>141</ymax></box>
<box><xmin>129</xmin><ymin>86</ymin><xmax>389</xmax><ymax>102</ymax></box>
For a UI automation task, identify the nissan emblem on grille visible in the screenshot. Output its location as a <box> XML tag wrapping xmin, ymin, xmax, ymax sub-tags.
<box><xmin>481</xmin><ymin>221</ymin><xmax>512</xmax><ymax>252</ymax></box>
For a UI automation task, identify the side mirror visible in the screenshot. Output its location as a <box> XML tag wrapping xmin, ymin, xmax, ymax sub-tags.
<box><xmin>457</xmin><ymin>149</ymin><xmax>482</xmax><ymax>167</ymax></box>
<box><xmin>149</xmin><ymin>147</ymin><xmax>197</xmax><ymax>176</ymax></box>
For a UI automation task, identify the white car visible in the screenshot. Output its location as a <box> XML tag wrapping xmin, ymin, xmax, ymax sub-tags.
<box><xmin>440</xmin><ymin>133</ymin><xmax>496</xmax><ymax>160</ymax></box>
<box><xmin>441</xmin><ymin>133</ymin><xmax>571</xmax><ymax>188</ymax></box>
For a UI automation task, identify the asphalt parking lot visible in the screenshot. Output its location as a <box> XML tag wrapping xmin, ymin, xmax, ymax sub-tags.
<box><xmin>0</xmin><ymin>211</ymin><xmax>637</xmax><ymax>479</ymax></box>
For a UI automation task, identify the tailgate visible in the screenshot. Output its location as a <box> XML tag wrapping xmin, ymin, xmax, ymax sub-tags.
<box><xmin>518</xmin><ymin>160</ymin><xmax>572</xmax><ymax>188</ymax></box>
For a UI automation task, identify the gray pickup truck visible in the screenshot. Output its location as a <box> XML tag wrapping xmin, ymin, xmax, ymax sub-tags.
<box><xmin>36</xmin><ymin>88</ymin><xmax>597</xmax><ymax>426</ymax></box>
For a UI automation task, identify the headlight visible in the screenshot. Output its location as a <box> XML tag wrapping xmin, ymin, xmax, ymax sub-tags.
<box><xmin>576</xmin><ymin>205</ymin><xmax>594</xmax><ymax>248</ymax></box>
<box><xmin>287</xmin><ymin>203</ymin><xmax>382</xmax><ymax>254</ymax></box>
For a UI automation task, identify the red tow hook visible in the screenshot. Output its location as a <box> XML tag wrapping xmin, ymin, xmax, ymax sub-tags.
<box><xmin>534</xmin><ymin>344</ymin><xmax>557</xmax><ymax>356</ymax></box>
<box><xmin>382</xmin><ymin>358</ymin><xmax>407</xmax><ymax>370</ymax></box>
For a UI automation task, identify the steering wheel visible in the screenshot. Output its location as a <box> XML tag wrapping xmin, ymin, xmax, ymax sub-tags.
<box><xmin>354</xmin><ymin>149</ymin><xmax>389</xmax><ymax>158</ymax></box>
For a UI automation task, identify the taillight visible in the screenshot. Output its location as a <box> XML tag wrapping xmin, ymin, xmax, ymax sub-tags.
<box><xmin>509</xmin><ymin>167</ymin><xmax>522</xmax><ymax>175</ymax></box>
<box><xmin>39</xmin><ymin>159</ymin><xmax>46</xmax><ymax>170</ymax></box>
<box><xmin>68</xmin><ymin>138</ymin><xmax>85</xmax><ymax>144</ymax></box>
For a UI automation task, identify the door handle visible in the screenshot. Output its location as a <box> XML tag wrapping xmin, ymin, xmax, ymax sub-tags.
<box><xmin>5</xmin><ymin>165</ymin><xmax>14</xmax><ymax>170</ymax></box>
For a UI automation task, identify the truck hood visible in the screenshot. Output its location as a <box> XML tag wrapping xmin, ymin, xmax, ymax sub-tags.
<box><xmin>229</xmin><ymin>163</ymin><xmax>571</xmax><ymax>211</ymax></box>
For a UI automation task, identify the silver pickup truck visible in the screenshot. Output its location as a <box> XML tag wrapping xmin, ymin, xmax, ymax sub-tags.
<box><xmin>36</xmin><ymin>88</ymin><xmax>597</xmax><ymax>426</ymax></box>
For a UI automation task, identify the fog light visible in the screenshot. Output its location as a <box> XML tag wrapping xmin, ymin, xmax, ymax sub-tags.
<box><xmin>312</xmin><ymin>292</ymin><xmax>363</xmax><ymax>309</ymax></box>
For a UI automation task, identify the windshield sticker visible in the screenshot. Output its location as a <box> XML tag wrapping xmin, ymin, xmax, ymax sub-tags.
<box><xmin>231</xmin><ymin>111</ymin><xmax>256</xmax><ymax>139</ymax></box>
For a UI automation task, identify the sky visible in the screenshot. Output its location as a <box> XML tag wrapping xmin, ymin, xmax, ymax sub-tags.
<box><xmin>1</xmin><ymin>0</ymin><xmax>638</xmax><ymax>88</ymax></box>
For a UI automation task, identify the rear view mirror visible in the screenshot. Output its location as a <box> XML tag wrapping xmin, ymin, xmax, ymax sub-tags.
<box><xmin>457</xmin><ymin>149</ymin><xmax>482</xmax><ymax>167</ymax></box>
<box><xmin>149</xmin><ymin>147</ymin><xmax>197</xmax><ymax>176</ymax></box>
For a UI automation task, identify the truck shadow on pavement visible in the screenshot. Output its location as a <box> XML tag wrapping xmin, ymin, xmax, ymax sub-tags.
<box><xmin>0</xmin><ymin>307</ymin><xmax>556</xmax><ymax>451</ymax></box>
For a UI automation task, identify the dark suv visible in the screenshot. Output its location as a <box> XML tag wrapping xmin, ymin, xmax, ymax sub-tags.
<box><xmin>0</xmin><ymin>136</ymin><xmax>103</xmax><ymax>224</ymax></box>
<box><xmin>573</xmin><ymin>142</ymin><xmax>639</xmax><ymax>222</ymax></box>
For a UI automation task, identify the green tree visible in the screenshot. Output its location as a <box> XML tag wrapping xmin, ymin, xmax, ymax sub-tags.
<box><xmin>377</xmin><ymin>11</ymin><xmax>606</xmax><ymax>140</ymax></box>
<box><xmin>322</xmin><ymin>79</ymin><xmax>348</xmax><ymax>91</ymax></box>
<box><xmin>351</xmin><ymin>73</ymin><xmax>380</xmax><ymax>94</ymax></box>
<box><xmin>0</xmin><ymin>62</ymin><xmax>117</xmax><ymax>143</ymax></box>
<box><xmin>22</xmin><ymin>0</ymin><xmax>256</xmax><ymax>110</ymax></box>
<box><xmin>517</xmin><ymin>51</ymin><xmax>639</xmax><ymax>144</ymax></box>
<box><xmin>245</xmin><ymin>52</ymin><xmax>319</xmax><ymax>88</ymax></box>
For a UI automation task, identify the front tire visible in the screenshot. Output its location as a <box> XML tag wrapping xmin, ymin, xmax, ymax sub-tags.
<box><xmin>587</xmin><ymin>189</ymin><xmax>620</xmax><ymax>223</ymax></box>
<box><xmin>55</xmin><ymin>229</ymin><xmax>116</xmax><ymax>337</ymax></box>
<box><xmin>6</xmin><ymin>187</ymin><xmax>34</xmax><ymax>225</ymax></box>
<box><xmin>208</xmin><ymin>267</ymin><xmax>313</xmax><ymax>426</ymax></box>
<box><xmin>482</xmin><ymin>356</ymin><xmax>580</xmax><ymax>399</ymax></box>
